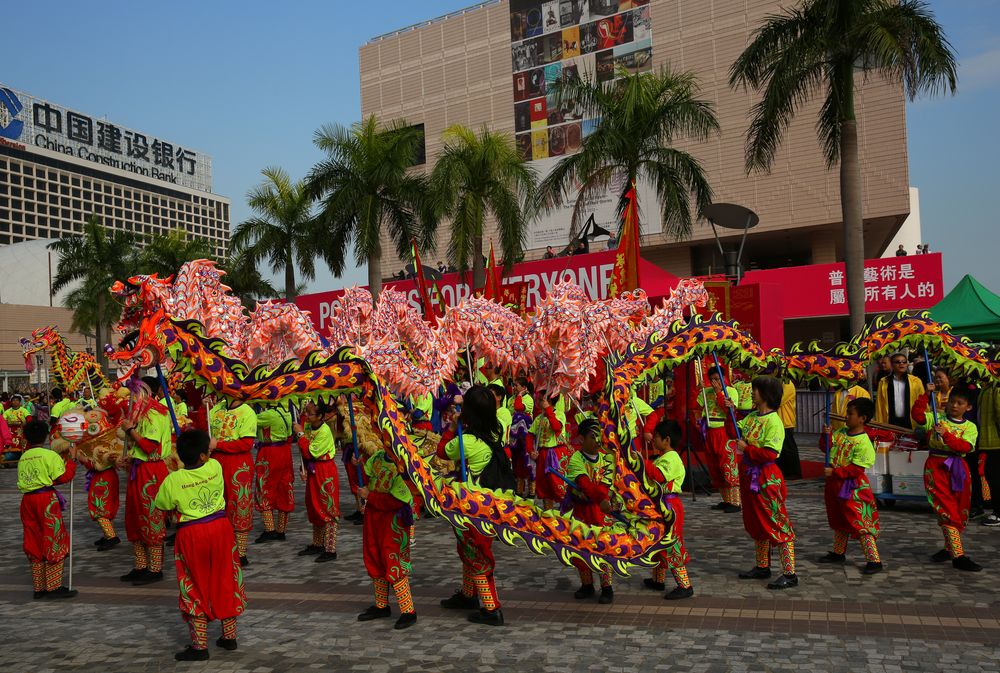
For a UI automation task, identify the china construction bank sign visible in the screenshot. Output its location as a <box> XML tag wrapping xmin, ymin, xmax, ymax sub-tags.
<box><xmin>0</xmin><ymin>84</ymin><xmax>212</xmax><ymax>192</ymax></box>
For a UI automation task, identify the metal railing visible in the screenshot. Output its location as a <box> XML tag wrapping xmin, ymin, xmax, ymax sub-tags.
<box><xmin>366</xmin><ymin>0</ymin><xmax>503</xmax><ymax>43</ymax></box>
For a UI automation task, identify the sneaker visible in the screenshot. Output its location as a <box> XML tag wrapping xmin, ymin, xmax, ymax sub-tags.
<box><xmin>930</xmin><ymin>549</ymin><xmax>951</xmax><ymax>563</ymax></box>
<box><xmin>721</xmin><ymin>503</ymin><xmax>742</xmax><ymax>514</ymax></box>
<box><xmin>642</xmin><ymin>578</ymin><xmax>665</xmax><ymax>592</ymax></box>
<box><xmin>817</xmin><ymin>552</ymin><xmax>846</xmax><ymax>564</ymax></box>
<box><xmin>952</xmin><ymin>555</ymin><xmax>982</xmax><ymax>572</ymax></box>
<box><xmin>315</xmin><ymin>551</ymin><xmax>337</xmax><ymax>563</ymax></box>
<box><xmin>132</xmin><ymin>570</ymin><xmax>164</xmax><ymax>586</ymax></box>
<box><xmin>598</xmin><ymin>586</ymin><xmax>614</xmax><ymax>604</ymax></box>
<box><xmin>215</xmin><ymin>637</ymin><xmax>237</xmax><ymax>651</ymax></box>
<box><xmin>394</xmin><ymin>612</ymin><xmax>417</xmax><ymax>630</ymax></box>
<box><xmin>440</xmin><ymin>592</ymin><xmax>478</xmax><ymax>610</ymax></box>
<box><xmin>573</xmin><ymin>584</ymin><xmax>596</xmax><ymax>600</ymax></box>
<box><xmin>120</xmin><ymin>568</ymin><xmax>145</xmax><ymax>582</ymax></box>
<box><xmin>174</xmin><ymin>647</ymin><xmax>209</xmax><ymax>662</ymax></box>
<box><xmin>862</xmin><ymin>562</ymin><xmax>884</xmax><ymax>575</ymax></box>
<box><xmin>982</xmin><ymin>514</ymin><xmax>1000</xmax><ymax>527</ymax></box>
<box><xmin>239</xmin><ymin>556</ymin><xmax>250</xmax><ymax>567</ymax></box>
<box><xmin>738</xmin><ymin>566</ymin><xmax>771</xmax><ymax>580</ymax></box>
<box><xmin>254</xmin><ymin>531</ymin><xmax>278</xmax><ymax>544</ymax></box>
<box><xmin>357</xmin><ymin>605</ymin><xmax>392</xmax><ymax>621</ymax></box>
<box><xmin>44</xmin><ymin>586</ymin><xmax>78</xmax><ymax>599</ymax></box>
<box><xmin>96</xmin><ymin>536</ymin><xmax>121</xmax><ymax>552</ymax></box>
<box><xmin>767</xmin><ymin>573</ymin><xmax>799</xmax><ymax>590</ymax></box>
<box><xmin>353</xmin><ymin>516</ymin><xmax>363</xmax><ymax>526</ymax></box>
<box><xmin>33</xmin><ymin>590</ymin><xmax>47</xmax><ymax>600</ymax></box>
<box><xmin>665</xmin><ymin>586</ymin><xmax>694</xmax><ymax>600</ymax></box>
<box><xmin>297</xmin><ymin>544</ymin><xmax>323</xmax><ymax>556</ymax></box>
<box><xmin>467</xmin><ymin>608</ymin><xmax>504</xmax><ymax>626</ymax></box>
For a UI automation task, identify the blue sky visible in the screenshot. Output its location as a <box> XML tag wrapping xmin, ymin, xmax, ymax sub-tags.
<box><xmin>5</xmin><ymin>0</ymin><xmax>999</xmax><ymax>295</ymax></box>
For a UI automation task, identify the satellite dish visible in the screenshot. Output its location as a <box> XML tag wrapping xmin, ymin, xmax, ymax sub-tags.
<box><xmin>703</xmin><ymin>203</ymin><xmax>759</xmax><ymax>230</ymax></box>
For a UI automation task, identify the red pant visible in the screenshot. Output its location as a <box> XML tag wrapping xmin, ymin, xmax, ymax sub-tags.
<box><xmin>362</xmin><ymin>491</ymin><xmax>411</xmax><ymax>582</ymax></box>
<box><xmin>824</xmin><ymin>474</ymin><xmax>880</xmax><ymax>538</ymax></box>
<box><xmin>87</xmin><ymin>468</ymin><xmax>120</xmax><ymax>521</ymax></box>
<box><xmin>705</xmin><ymin>427</ymin><xmax>739</xmax><ymax>489</ymax></box>
<box><xmin>739</xmin><ymin>461</ymin><xmax>795</xmax><ymax>544</ymax></box>
<box><xmin>126</xmin><ymin>460</ymin><xmax>168</xmax><ymax>545</ymax></box>
<box><xmin>534</xmin><ymin>446</ymin><xmax>568</xmax><ymax>500</ymax></box>
<box><xmin>305</xmin><ymin>459</ymin><xmax>341</xmax><ymax>525</ymax></box>
<box><xmin>21</xmin><ymin>491</ymin><xmax>69</xmax><ymax>563</ymax></box>
<box><xmin>254</xmin><ymin>443</ymin><xmax>294</xmax><ymax>513</ymax></box>
<box><xmin>924</xmin><ymin>454</ymin><xmax>971</xmax><ymax>531</ymax></box>
<box><xmin>174</xmin><ymin>514</ymin><xmax>247</xmax><ymax>621</ymax></box>
<box><xmin>214</xmin><ymin>451</ymin><xmax>254</xmax><ymax>532</ymax></box>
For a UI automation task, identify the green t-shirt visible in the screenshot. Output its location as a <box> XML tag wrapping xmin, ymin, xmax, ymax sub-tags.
<box><xmin>411</xmin><ymin>393</ymin><xmax>433</xmax><ymax>422</ymax></box>
<box><xmin>364</xmin><ymin>451</ymin><xmax>413</xmax><ymax>504</ymax></box>
<box><xmin>922</xmin><ymin>416</ymin><xmax>979</xmax><ymax>455</ymax></box>
<box><xmin>699</xmin><ymin>385</ymin><xmax>739</xmax><ymax>429</ymax></box>
<box><xmin>132</xmin><ymin>408</ymin><xmax>172</xmax><ymax>461</ymax></box>
<box><xmin>3</xmin><ymin>407</ymin><xmax>29</xmax><ymax>425</ymax></box>
<box><xmin>648</xmin><ymin>379</ymin><xmax>666</xmax><ymax>404</ymax></box>
<box><xmin>209</xmin><ymin>403</ymin><xmax>258</xmax><ymax>441</ymax></box>
<box><xmin>652</xmin><ymin>450</ymin><xmax>685</xmax><ymax>493</ymax></box>
<box><xmin>17</xmin><ymin>446</ymin><xmax>68</xmax><ymax>493</ymax></box>
<box><xmin>257</xmin><ymin>407</ymin><xmax>293</xmax><ymax>442</ymax></box>
<box><xmin>566</xmin><ymin>449</ymin><xmax>615</xmax><ymax>487</ymax></box>
<box><xmin>153</xmin><ymin>458</ymin><xmax>226</xmax><ymax>522</ymax></box>
<box><xmin>507</xmin><ymin>393</ymin><xmax>534</xmax><ymax>417</ymax></box>
<box><xmin>830</xmin><ymin>428</ymin><xmax>876</xmax><ymax>469</ymax></box>
<box><xmin>733</xmin><ymin>381</ymin><xmax>754</xmax><ymax>411</ymax></box>
<box><xmin>444</xmin><ymin>433</ymin><xmax>493</xmax><ymax>478</ymax></box>
<box><xmin>50</xmin><ymin>398</ymin><xmax>76</xmax><ymax>419</ymax></box>
<box><xmin>624</xmin><ymin>396</ymin><xmax>654</xmax><ymax>437</ymax></box>
<box><xmin>497</xmin><ymin>406</ymin><xmax>513</xmax><ymax>444</ymax></box>
<box><xmin>737</xmin><ymin>411</ymin><xmax>785</xmax><ymax>455</ymax></box>
<box><xmin>307</xmin><ymin>422</ymin><xmax>337</xmax><ymax>460</ymax></box>
<box><xmin>529</xmin><ymin>397</ymin><xmax>567</xmax><ymax>448</ymax></box>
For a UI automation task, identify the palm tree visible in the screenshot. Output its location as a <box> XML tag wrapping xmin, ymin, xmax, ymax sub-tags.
<box><xmin>537</xmin><ymin>67</ymin><xmax>719</xmax><ymax>242</ymax></box>
<box><xmin>220</xmin><ymin>242</ymin><xmax>280</xmax><ymax>310</ymax></box>
<box><xmin>729</xmin><ymin>0</ymin><xmax>957</xmax><ymax>334</ymax></box>
<box><xmin>140</xmin><ymin>229</ymin><xmax>215</xmax><ymax>278</ymax></box>
<box><xmin>230</xmin><ymin>167</ymin><xmax>317</xmax><ymax>301</ymax></box>
<box><xmin>48</xmin><ymin>215</ymin><xmax>140</xmax><ymax>372</ymax></box>
<box><xmin>306</xmin><ymin>115</ymin><xmax>432</xmax><ymax>301</ymax></box>
<box><xmin>429</xmin><ymin>124</ymin><xmax>537</xmax><ymax>289</ymax></box>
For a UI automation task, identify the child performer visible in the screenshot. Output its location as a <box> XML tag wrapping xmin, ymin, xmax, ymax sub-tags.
<box><xmin>18</xmin><ymin>419</ymin><xmax>77</xmax><ymax>599</ymax></box>
<box><xmin>698</xmin><ymin>366</ymin><xmax>741</xmax><ymax>513</ymax></box>
<box><xmin>83</xmin><ymin>445</ymin><xmax>121</xmax><ymax>552</ymax></box>
<box><xmin>565</xmin><ymin>418</ymin><xmax>616</xmax><ymax>604</ymax></box>
<box><xmin>437</xmin><ymin>386</ymin><xmax>506</xmax><ymax>626</ymax></box>
<box><xmin>726</xmin><ymin>375</ymin><xmax>798</xmax><ymax>590</ymax></box>
<box><xmin>254</xmin><ymin>403</ymin><xmax>295</xmax><ymax>543</ymax></box>
<box><xmin>293</xmin><ymin>401</ymin><xmax>341</xmax><ymax>562</ymax></box>
<box><xmin>356</xmin><ymin>447</ymin><xmax>418</xmax><ymax>630</ymax></box>
<box><xmin>509</xmin><ymin>377</ymin><xmax>535</xmax><ymax>497</ymax></box>
<box><xmin>818</xmin><ymin>398</ymin><xmax>883</xmax><ymax>574</ymax></box>
<box><xmin>208</xmin><ymin>399</ymin><xmax>257</xmax><ymax>565</ymax></box>
<box><xmin>643</xmin><ymin>420</ymin><xmax>694</xmax><ymax>599</ymax></box>
<box><xmin>3</xmin><ymin>394</ymin><xmax>30</xmax><ymax>464</ymax></box>
<box><xmin>527</xmin><ymin>393</ymin><xmax>568</xmax><ymax>509</ymax></box>
<box><xmin>912</xmin><ymin>387</ymin><xmax>982</xmax><ymax>571</ymax></box>
<box><xmin>119</xmin><ymin>376</ymin><xmax>171</xmax><ymax>585</ymax></box>
<box><xmin>155</xmin><ymin>430</ymin><xmax>247</xmax><ymax>661</ymax></box>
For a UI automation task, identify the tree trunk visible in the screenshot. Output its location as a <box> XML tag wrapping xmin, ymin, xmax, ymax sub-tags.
<box><xmin>472</xmin><ymin>230</ymin><xmax>485</xmax><ymax>292</ymax></box>
<box><xmin>368</xmin><ymin>251</ymin><xmax>382</xmax><ymax>304</ymax></box>
<box><xmin>95</xmin><ymin>292</ymin><xmax>109</xmax><ymax>375</ymax></box>
<box><xmin>284</xmin><ymin>252</ymin><xmax>296</xmax><ymax>300</ymax></box>
<box><xmin>840</xmin><ymin>118</ymin><xmax>866</xmax><ymax>336</ymax></box>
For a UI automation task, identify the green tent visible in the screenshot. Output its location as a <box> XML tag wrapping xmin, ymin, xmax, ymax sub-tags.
<box><xmin>931</xmin><ymin>275</ymin><xmax>1000</xmax><ymax>342</ymax></box>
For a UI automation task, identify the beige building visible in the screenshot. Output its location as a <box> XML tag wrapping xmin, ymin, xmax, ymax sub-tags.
<box><xmin>0</xmin><ymin>304</ymin><xmax>90</xmax><ymax>391</ymax></box>
<box><xmin>360</xmin><ymin>0</ymin><xmax>909</xmax><ymax>278</ymax></box>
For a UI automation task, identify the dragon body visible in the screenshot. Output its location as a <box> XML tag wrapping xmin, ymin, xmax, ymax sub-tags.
<box><xmin>19</xmin><ymin>325</ymin><xmax>111</xmax><ymax>396</ymax></box>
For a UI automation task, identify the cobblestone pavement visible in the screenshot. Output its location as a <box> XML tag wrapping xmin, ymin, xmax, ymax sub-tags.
<box><xmin>1</xmin><ymin>448</ymin><xmax>998</xmax><ymax>673</ymax></box>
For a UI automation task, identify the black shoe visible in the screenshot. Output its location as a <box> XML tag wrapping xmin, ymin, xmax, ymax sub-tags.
<box><xmin>738</xmin><ymin>566</ymin><xmax>772</xmax><ymax>580</ymax></box>
<box><xmin>721</xmin><ymin>503</ymin><xmax>742</xmax><ymax>514</ymax></box>
<box><xmin>315</xmin><ymin>551</ymin><xmax>337</xmax><ymax>563</ymax></box>
<box><xmin>33</xmin><ymin>590</ymin><xmax>47</xmax><ymax>600</ymax></box>
<box><xmin>175</xmin><ymin>646</ymin><xmax>209</xmax><ymax>662</ymax></box>
<box><xmin>440</xmin><ymin>592</ymin><xmax>479</xmax><ymax>610</ymax></box>
<box><xmin>467</xmin><ymin>608</ymin><xmax>504</xmax><ymax>626</ymax></box>
<box><xmin>353</xmin><ymin>516</ymin><xmax>363</xmax><ymax>526</ymax></box>
<box><xmin>969</xmin><ymin>507</ymin><xmax>986</xmax><ymax>520</ymax></box>
<box><xmin>665</xmin><ymin>586</ymin><xmax>694</xmax><ymax>600</ymax></box>
<box><xmin>930</xmin><ymin>549</ymin><xmax>951</xmax><ymax>563</ymax></box>
<box><xmin>710</xmin><ymin>501</ymin><xmax>727</xmax><ymax>511</ymax></box>
<box><xmin>357</xmin><ymin>605</ymin><xmax>392</xmax><ymax>621</ymax></box>
<box><xmin>96</xmin><ymin>536</ymin><xmax>121</xmax><ymax>552</ymax></box>
<box><xmin>215</xmin><ymin>637</ymin><xmax>238</xmax><ymax>651</ymax></box>
<box><xmin>598</xmin><ymin>586</ymin><xmax>614</xmax><ymax>604</ymax></box>
<box><xmin>952</xmin><ymin>555</ymin><xmax>982</xmax><ymax>572</ymax></box>
<box><xmin>297</xmin><ymin>544</ymin><xmax>323</xmax><ymax>556</ymax></box>
<box><xmin>255</xmin><ymin>531</ymin><xmax>278</xmax><ymax>544</ymax></box>
<box><xmin>93</xmin><ymin>536</ymin><xmax>105</xmax><ymax>546</ymax></box>
<box><xmin>862</xmin><ymin>562</ymin><xmax>884</xmax><ymax>575</ymax></box>
<box><xmin>767</xmin><ymin>573</ymin><xmax>799</xmax><ymax>590</ymax></box>
<box><xmin>120</xmin><ymin>568</ymin><xmax>145</xmax><ymax>582</ymax></box>
<box><xmin>394</xmin><ymin>612</ymin><xmax>417</xmax><ymax>630</ymax></box>
<box><xmin>164</xmin><ymin>533</ymin><xmax>176</xmax><ymax>546</ymax></box>
<box><xmin>132</xmin><ymin>570</ymin><xmax>164</xmax><ymax>586</ymax></box>
<box><xmin>574</xmin><ymin>583</ymin><xmax>595</xmax><ymax>600</ymax></box>
<box><xmin>275</xmin><ymin>532</ymin><xmax>287</xmax><ymax>541</ymax></box>
<box><xmin>44</xmin><ymin>586</ymin><xmax>78</xmax><ymax>599</ymax></box>
<box><xmin>817</xmin><ymin>552</ymin><xmax>846</xmax><ymax>564</ymax></box>
<box><xmin>346</xmin><ymin>511</ymin><xmax>362</xmax><ymax>522</ymax></box>
<box><xmin>239</xmin><ymin>556</ymin><xmax>250</xmax><ymax>567</ymax></box>
<box><xmin>642</xmin><ymin>578</ymin><xmax>665</xmax><ymax>591</ymax></box>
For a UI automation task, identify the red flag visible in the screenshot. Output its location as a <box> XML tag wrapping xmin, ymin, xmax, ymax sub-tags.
<box><xmin>484</xmin><ymin>242</ymin><xmax>503</xmax><ymax>300</ymax></box>
<box><xmin>607</xmin><ymin>181</ymin><xmax>641</xmax><ymax>297</ymax></box>
<box><xmin>410</xmin><ymin>239</ymin><xmax>437</xmax><ymax>326</ymax></box>
<box><xmin>497</xmin><ymin>281</ymin><xmax>528</xmax><ymax>315</ymax></box>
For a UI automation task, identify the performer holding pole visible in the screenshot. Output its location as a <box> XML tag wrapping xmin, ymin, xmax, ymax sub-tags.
<box><xmin>293</xmin><ymin>401</ymin><xmax>342</xmax><ymax>562</ymax></box>
<box><xmin>208</xmin><ymin>397</ymin><xmax>257</xmax><ymax>565</ymax></box>
<box><xmin>254</xmin><ymin>401</ymin><xmax>295</xmax><ymax>543</ymax></box>
<box><xmin>700</xmin><ymin>358</ymin><xmax>742</xmax><ymax>513</ymax></box>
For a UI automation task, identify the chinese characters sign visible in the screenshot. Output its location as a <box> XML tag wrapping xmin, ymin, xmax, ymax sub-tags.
<box><xmin>741</xmin><ymin>253</ymin><xmax>944</xmax><ymax>319</ymax></box>
<box><xmin>0</xmin><ymin>84</ymin><xmax>212</xmax><ymax>192</ymax></box>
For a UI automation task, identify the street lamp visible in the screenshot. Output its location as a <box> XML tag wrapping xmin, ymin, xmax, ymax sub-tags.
<box><xmin>703</xmin><ymin>203</ymin><xmax>760</xmax><ymax>283</ymax></box>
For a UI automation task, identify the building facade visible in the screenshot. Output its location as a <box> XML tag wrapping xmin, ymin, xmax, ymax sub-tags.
<box><xmin>0</xmin><ymin>84</ymin><xmax>229</xmax><ymax>257</ymax></box>
<box><xmin>359</xmin><ymin>0</ymin><xmax>910</xmax><ymax>280</ymax></box>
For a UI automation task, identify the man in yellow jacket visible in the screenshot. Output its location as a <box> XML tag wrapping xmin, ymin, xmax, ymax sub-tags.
<box><xmin>875</xmin><ymin>353</ymin><xmax>925</xmax><ymax>429</ymax></box>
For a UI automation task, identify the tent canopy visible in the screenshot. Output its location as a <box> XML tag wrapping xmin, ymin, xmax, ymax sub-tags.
<box><xmin>931</xmin><ymin>275</ymin><xmax>1000</xmax><ymax>342</ymax></box>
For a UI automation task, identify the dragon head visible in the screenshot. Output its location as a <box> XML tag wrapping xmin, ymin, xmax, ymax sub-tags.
<box><xmin>109</xmin><ymin>273</ymin><xmax>173</xmax><ymax>381</ymax></box>
<box><xmin>19</xmin><ymin>325</ymin><xmax>61</xmax><ymax>358</ymax></box>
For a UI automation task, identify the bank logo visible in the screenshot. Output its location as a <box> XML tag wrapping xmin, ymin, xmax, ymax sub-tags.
<box><xmin>0</xmin><ymin>87</ymin><xmax>25</xmax><ymax>140</ymax></box>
